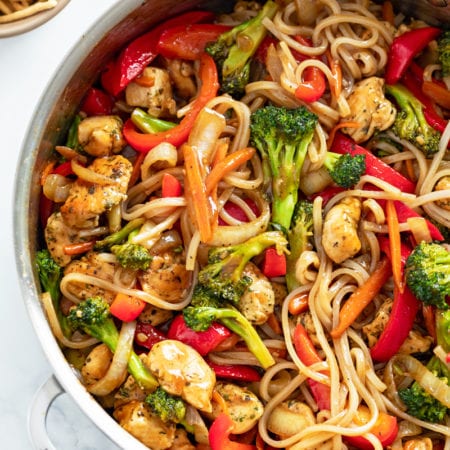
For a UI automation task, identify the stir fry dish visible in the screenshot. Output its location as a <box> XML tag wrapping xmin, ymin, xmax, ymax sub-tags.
<box><xmin>36</xmin><ymin>0</ymin><xmax>450</xmax><ymax>448</ymax></box>
<box><xmin>0</xmin><ymin>0</ymin><xmax>57</xmax><ymax>23</ymax></box>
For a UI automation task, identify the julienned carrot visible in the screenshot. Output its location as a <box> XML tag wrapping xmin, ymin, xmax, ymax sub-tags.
<box><xmin>422</xmin><ymin>304</ymin><xmax>437</xmax><ymax>343</ymax></box>
<box><xmin>63</xmin><ymin>241</ymin><xmax>95</xmax><ymax>255</ymax></box>
<box><xmin>212</xmin><ymin>389</ymin><xmax>229</xmax><ymax>416</ymax></box>
<box><xmin>129</xmin><ymin>151</ymin><xmax>146</xmax><ymax>187</ymax></box>
<box><xmin>205</xmin><ymin>147</ymin><xmax>256</xmax><ymax>194</ymax></box>
<box><xmin>182</xmin><ymin>143</ymin><xmax>213</xmax><ymax>243</ymax></box>
<box><xmin>405</xmin><ymin>158</ymin><xmax>415</xmax><ymax>182</ymax></box>
<box><xmin>330</xmin><ymin>257</ymin><xmax>392</xmax><ymax>339</ymax></box>
<box><xmin>288</xmin><ymin>292</ymin><xmax>309</xmax><ymax>315</ymax></box>
<box><xmin>267</xmin><ymin>313</ymin><xmax>282</xmax><ymax>335</ymax></box>
<box><xmin>326</xmin><ymin>121</ymin><xmax>360</xmax><ymax>149</ymax></box>
<box><xmin>326</xmin><ymin>50</ymin><xmax>342</xmax><ymax>99</ymax></box>
<box><xmin>382</xmin><ymin>1</ymin><xmax>395</xmax><ymax>25</ymax></box>
<box><xmin>386</xmin><ymin>199</ymin><xmax>404</xmax><ymax>293</ymax></box>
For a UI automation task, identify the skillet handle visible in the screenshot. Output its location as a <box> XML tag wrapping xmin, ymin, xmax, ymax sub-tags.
<box><xmin>28</xmin><ymin>375</ymin><xmax>64</xmax><ymax>450</ymax></box>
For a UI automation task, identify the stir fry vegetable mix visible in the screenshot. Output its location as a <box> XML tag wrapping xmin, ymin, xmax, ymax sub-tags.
<box><xmin>36</xmin><ymin>1</ymin><xmax>450</xmax><ymax>449</ymax></box>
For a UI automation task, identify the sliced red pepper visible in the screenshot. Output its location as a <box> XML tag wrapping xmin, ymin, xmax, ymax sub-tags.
<box><xmin>422</xmin><ymin>80</ymin><xmax>450</xmax><ymax>110</ymax></box>
<box><xmin>52</xmin><ymin>161</ymin><xmax>75</xmax><ymax>177</ymax></box>
<box><xmin>261</xmin><ymin>247</ymin><xmax>286</xmax><ymax>278</ymax></box>
<box><xmin>63</xmin><ymin>241</ymin><xmax>95</xmax><ymax>255</ymax></box>
<box><xmin>110</xmin><ymin>292</ymin><xmax>147</xmax><ymax>322</ymax></box>
<box><xmin>161</xmin><ymin>173</ymin><xmax>183</xmax><ymax>197</ymax></box>
<box><xmin>370</xmin><ymin>238</ymin><xmax>421</xmax><ymax>362</ymax></box>
<box><xmin>123</xmin><ymin>52</ymin><xmax>219</xmax><ymax>152</ymax></box>
<box><xmin>157</xmin><ymin>23</ymin><xmax>230</xmax><ymax>60</ymax></box>
<box><xmin>254</xmin><ymin>35</ymin><xmax>278</xmax><ymax>63</ymax></box>
<box><xmin>309</xmin><ymin>186</ymin><xmax>345</xmax><ymax>206</ymax></box>
<box><xmin>209</xmin><ymin>413</ymin><xmax>256</xmax><ymax>450</ymax></box>
<box><xmin>345</xmin><ymin>405</ymin><xmax>398</xmax><ymax>450</ymax></box>
<box><xmin>39</xmin><ymin>194</ymin><xmax>54</xmax><ymax>228</ymax></box>
<box><xmin>167</xmin><ymin>315</ymin><xmax>231</xmax><ymax>356</ymax></box>
<box><xmin>330</xmin><ymin>132</ymin><xmax>416</xmax><ymax>193</ymax></box>
<box><xmin>134</xmin><ymin>321</ymin><xmax>166</xmax><ymax>350</ymax></box>
<box><xmin>207</xmin><ymin>360</ymin><xmax>261</xmax><ymax>382</ymax></box>
<box><xmin>218</xmin><ymin>198</ymin><xmax>260</xmax><ymax>225</ymax></box>
<box><xmin>101</xmin><ymin>10</ymin><xmax>215</xmax><ymax>96</ymax></box>
<box><xmin>293</xmin><ymin>323</ymin><xmax>331</xmax><ymax>411</ymax></box>
<box><xmin>80</xmin><ymin>87</ymin><xmax>114</xmax><ymax>116</ymax></box>
<box><xmin>385</xmin><ymin>27</ymin><xmax>441</xmax><ymax>85</ymax></box>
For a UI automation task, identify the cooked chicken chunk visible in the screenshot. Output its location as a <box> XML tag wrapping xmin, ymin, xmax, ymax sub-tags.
<box><xmin>81</xmin><ymin>343</ymin><xmax>113</xmax><ymax>386</ymax></box>
<box><xmin>239</xmin><ymin>262</ymin><xmax>275</xmax><ymax>325</ymax></box>
<box><xmin>137</xmin><ymin>304</ymin><xmax>173</xmax><ymax>326</ymax></box>
<box><xmin>113</xmin><ymin>400</ymin><xmax>176</xmax><ymax>450</ymax></box>
<box><xmin>342</xmin><ymin>77</ymin><xmax>396</xmax><ymax>143</ymax></box>
<box><xmin>322</xmin><ymin>197</ymin><xmax>362</xmax><ymax>264</ymax></box>
<box><xmin>78</xmin><ymin>115</ymin><xmax>126</xmax><ymax>157</ymax></box>
<box><xmin>114</xmin><ymin>374</ymin><xmax>146</xmax><ymax>409</ymax></box>
<box><xmin>44</xmin><ymin>211</ymin><xmax>84</xmax><ymax>267</ymax></box>
<box><xmin>297</xmin><ymin>311</ymin><xmax>320</xmax><ymax>347</ymax></box>
<box><xmin>61</xmin><ymin>155</ymin><xmax>132</xmax><ymax>228</ymax></box>
<box><xmin>209</xmin><ymin>382</ymin><xmax>264</xmax><ymax>434</ymax></box>
<box><xmin>125</xmin><ymin>67</ymin><xmax>176</xmax><ymax>118</ymax></box>
<box><xmin>267</xmin><ymin>400</ymin><xmax>316</xmax><ymax>439</ymax></box>
<box><xmin>163</xmin><ymin>58</ymin><xmax>197</xmax><ymax>100</ymax></box>
<box><xmin>169</xmin><ymin>428</ymin><xmax>196</xmax><ymax>450</ymax></box>
<box><xmin>403</xmin><ymin>437</ymin><xmax>433</xmax><ymax>450</ymax></box>
<box><xmin>64</xmin><ymin>251</ymin><xmax>117</xmax><ymax>303</ymax></box>
<box><xmin>435</xmin><ymin>175</ymin><xmax>450</xmax><ymax>211</ymax></box>
<box><xmin>147</xmin><ymin>340</ymin><xmax>215</xmax><ymax>413</ymax></box>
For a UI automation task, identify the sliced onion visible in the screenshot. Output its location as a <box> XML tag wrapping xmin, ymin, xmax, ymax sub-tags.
<box><xmin>43</xmin><ymin>174</ymin><xmax>73</xmax><ymax>203</ymax></box>
<box><xmin>140</xmin><ymin>142</ymin><xmax>178</xmax><ymax>180</ymax></box>
<box><xmin>393</xmin><ymin>354</ymin><xmax>450</xmax><ymax>408</ymax></box>
<box><xmin>55</xmin><ymin>145</ymin><xmax>88</xmax><ymax>164</ymax></box>
<box><xmin>407</xmin><ymin>217</ymin><xmax>432</xmax><ymax>244</ymax></box>
<box><xmin>88</xmin><ymin>321</ymin><xmax>136</xmax><ymax>396</ymax></box>
<box><xmin>184</xmin><ymin>405</ymin><xmax>209</xmax><ymax>445</ymax></box>
<box><xmin>71</xmin><ymin>158</ymin><xmax>117</xmax><ymax>185</ymax></box>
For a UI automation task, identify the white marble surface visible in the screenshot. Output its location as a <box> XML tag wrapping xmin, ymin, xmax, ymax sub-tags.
<box><xmin>0</xmin><ymin>1</ymin><xmax>123</xmax><ymax>448</ymax></box>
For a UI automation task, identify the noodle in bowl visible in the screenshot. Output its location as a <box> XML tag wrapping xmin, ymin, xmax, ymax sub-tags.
<box><xmin>14</xmin><ymin>0</ymin><xmax>450</xmax><ymax>449</ymax></box>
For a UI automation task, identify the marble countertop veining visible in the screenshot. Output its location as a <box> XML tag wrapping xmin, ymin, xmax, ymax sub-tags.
<box><xmin>0</xmin><ymin>1</ymin><xmax>123</xmax><ymax>448</ymax></box>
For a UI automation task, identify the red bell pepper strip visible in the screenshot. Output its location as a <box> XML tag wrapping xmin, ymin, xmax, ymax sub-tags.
<box><xmin>39</xmin><ymin>195</ymin><xmax>54</xmax><ymax>228</ymax></box>
<box><xmin>309</xmin><ymin>185</ymin><xmax>345</xmax><ymax>206</ymax></box>
<box><xmin>80</xmin><ymin>87</ymin><xmax>114</xmax><ymax>116</ymax></box>
<box><xmin>330</xmin><ymin>132</ymin><xmax>416</xmax><ymax>193</ymax></box>
<box><xmin>161</xmin><ymin>173</ymin><xmax>183</xmax><ymax>197</ymax></box>
<box><xmin>123</xmin><ymin>52</ymin><xmax>219</xmax><ymax>152</ymax></box>
<box><xmin>167</xmin><ymin>315</ymin><xmax>231</xmax><ymax>356</ymax></box>
<box><xmin>293</xmin><ymin>323</ymin><xmax>331</xmax><ymax>410</ymax></box>
<box><xmin>209</xmin><ymin>413</ymin><xmax>256</xmax><ymax>450</ymax></box>
<box><xmin>385</xmin><ymin>27</ymin><xmax>441</xmax><ymax>85</ymax></box>
<box><xmin>218</xmin><ymin>197</ymin><xmax>260</xmax><ymax>225</ymax></box>
<box><xmin>134</xmin><ymin>321</ymin><xmax>166</xmax><ymax>350</ymax></box>
<box><xmin>261</xmin><ymin>247</ymin><xmax>286</xmax><ymax>278</ymax></box>
<box><xmin>63</xmin><ymin>241</ymin><xmax>95</xmax><ymax>256</ymax></box>
<box><xmin>370</xmin><ymin>238</ymin><xmax>422</xmax><ymax>362</ymax></box>
<box><xmin>157</xmin><ymin>23</ymin><xmax>231</xmax><ymax>60</ymax></box>
<box><xmin>402</xmin><ymin>69</ymin><xmax>448</xmax><ymax>133</ymax></box>
<box><xmin>110</xmin><ymin>292</ymin><xmax>147</xmax><ymax>322</ymax></box>
<box><xmin>207</xmin><ymin>360</ymin><xmax>261</xmax><ymax>382</ymax></box>
<box><xmin>101</xmin><ymin>10</ymin><xmax>215</xmax><ymax>96</ymax></box>
<box><xmin>52</xmin><ymin>161</ymin><xmax>75</xmax><ymax>177</ymax></box>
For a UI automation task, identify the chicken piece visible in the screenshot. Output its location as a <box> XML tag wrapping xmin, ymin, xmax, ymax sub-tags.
<box><xmin>435</xmin><ymin>175</ymin><xmax>450</xmax><ymax>211</ymax></box>
<box><xmin>267</xmin><ymin>400</ymin><xmax>316</xmax><ymax>439</ymax></box>
<box><xmin>363</xmin><ymin>298</ymin><xmax>433</xmax><ymax>354</ymax></box>
<box><xmin>138</xmin><ymin>248</ymin><xmax>192</xmax><ymax>304</ymax></box>
<box><xmin>137</xmin><ymin>304</ymin><xmax>173</xmax><ymax>326</ymax></box>
<box><xmin>342</xmin><ymin>77</ymin><xmax>396</xmax><ymax>143</ymax></box>
<box><xmin>297</xmin><ymin>311</ymin><xmax>320</xmax><ymax>347</ymax></box>
<box><xmin>209</xmin><ymin>382</ymin><xmax>264</xmax><ymax>434</ymax></box>
<box><xmin>238</xmin><ymin>262</ymin><xmax>275</xmax><ymax>325</ymax></box>
<box><xmin>114</xmin><ymin>374</ymin><xmax>147</xmax><ymax>409</ymax></box>
<box><xmin>64</xmin><ymin>251</ymin><xmax>117</xmax><ymax>303</ymax></box>
<box><xmin>322</xmin><ymin>197</ymin><xmax>362</xmax><ymax>264</ymax></box>
<box><xmin>114</xmin><ymin>400</ymin><xmax>176</xmax><ymax>450</ymax></box>
<box><xmin>403</xmin><ymin>438</ymin><xmax>433</xmax><ymax>450</ymax></box>
<box><xmin>78</xmin><ymin>115</ymin><xmax>126</xmax><ymax>157</ymax></box>
<box><xmin>44</xmin><ymin>211</ymin><xmax>84</xmax><ymax>267</ymax></box>
<box><xmin>61</xmin><ymin>155</ymin><xmax>132</xmax><ymax>228</ymax></box>
<box><xmin>81</xmin><ymin>343</ymin><xmax>112</xmax><ymax>386</ymax></box>
<box><xmin>168</xmin><ymin>428</ymin><xmax>196</xmax><ymax>450</ymax></box>
<box><xmin>125</xmin><ymin>67</ymin><xmax>177</xmax><ymax>118</ymax></box>
<box><xmin>272</xmin><ymin>281</ymin><xmax>288</xmax><ymax>307</ymax></box>
<box><xmin>163</xmin><ymin>58</ymin><xmax>197</xmax><ymax>100</ymax></box>
<box><xmin>147</xmin><ymin>340</ymin><xmax>215</xmax><ymax>413</ymax></box>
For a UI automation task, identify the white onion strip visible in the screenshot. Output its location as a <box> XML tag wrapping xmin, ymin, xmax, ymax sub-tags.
<box><xmin>88</xmin><ymin>321</ymin><xmax>136</xmax><ymax>396</ymax></box>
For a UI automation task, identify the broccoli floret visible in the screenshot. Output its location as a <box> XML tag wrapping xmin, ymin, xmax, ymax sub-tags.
<box><xmin>399</xmin><ymin>356</ymin><xmax>449</xmax><ymax>423</ymax></box>
<box><xmin>36</xmin><ymin>249</ymin><xmax>72</xmax><ymax>337</ymax></box>
<box><xmin>94</xmin><ymin>218</ymin><xmax>145</xmax><ymax>252</ymax></box>
<box><xmin>145</xmin><ymin>387</ymin><xmax>186</xmax><ymax>423</ymax></box>
<box><xmin>111</xmin><ymin>242</ymin><xmax>152</xmax><ymax>270</ymax></box>
<box><xmin>323</xmin><ymin>152</ymin><xmax>366</xmax><ymax>188</ymax></box>
<box><xmin>386</xmin><ymin>84</ymin><xmax>441</xmax><ymax>157</ymax></box>
<box><xmin>436</xmin><ymin>309</ymin><xmax>450</xmax><ymax>353</ymax></box>
<box><xmin>286</xmin><ymin>200</ymin><xmax>314</xmax><ymax>292</ymax></box>
<box><xmin>198</xmin><ymin>231</ymin><xmax>288</xmax><ymax>305</ymax></box>
<box><xmin>250</xmin><ymin>105</ymin><xmax>318</xmax><ymax>231</ymax></box>
<box><xmin>405</xmin><ymin>241</ymin><xmax>450</xmax><ymax>310</ymax></box>
<box><xmin>67</xmin><ymin>297</ymin><xmax>158</xmax><ymax>391</ymax></box>
<box><xmin>183</xmin><ymin>303</ymin><xmax>275</xmax><ymax>369</ymax></box>
<box><xmin>205</xmin><ymin>0</ymin><xmax>279</xmax><ymax>96</ymax></box>
<box><xmin>438</xmin><ymin>30</ymin><xmax>450</xmax><ymax>80</ymax></box>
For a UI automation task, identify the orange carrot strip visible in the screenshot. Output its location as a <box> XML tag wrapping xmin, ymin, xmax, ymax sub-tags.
<box><xmin>267</xmin><ymin>313</ymin><xmax>282</xmax><ymax>335</ymax></box>
<box><xmin>288</xmin><ymin>292</ymin><xmax>309</xmax><ymax>315</ymax></box>
<box><xmin>422</xmin><ymin>305</ymin><xmax>437</xmax><ymax>343</ymax></box>
<box><xmin>205</xmin><ymin>147</ymin><xmax>256</xmax><ymax>195</ymax></box>
<box><xmin>212</xmin><ymin>390</ymin><xmax>229</xmax><ymax>416</ymax></box>
<box><xmin>405</xmin><ymin>158</ymin><xmax>415</xmax><ymax>182</ymax></box>
<box><xmin>330</xmin><ymin>257</ymin><xmax>392</xmax><ymax>339</ymax></box>
<box><xmin>326</xmin><ymin>121</ymin><xmax>360</xmax><ymax>149</ymax></box>
<box><xmin>183</xmin><ymin>143</ymin><xmax>213</xmax><ymax>242</ymax></box>
<box><xmin>64</xmin><ymin>241</ymin><xmax>95</xmax><ymax>255</ymax></box>
<box><xmin>212</xmin><ymin>139</ymin><xmax>230</xmax><ymax>168</ymax></box>
<box><xmin>386</xmin><ymin>199</ymin><xmax>404</xmax><ymax>293</ymax></box>
<box><xmin>135</xmin><ymin>75</ymin><xmax>155</xmax><ymax>87</ymax></box>
<box><xmin>129</xmin><ymin>151</ymin><xmax>146</xmax><ymax>187</ymax></box>
<box><xmin>326</xmin><ymin>50</ymin><xmax>342</xmax><ymax>99</ymax></box>
<box><xmin>382</xmin><ymin>1</ymin><xmax>395</xmax><ymax>25</ymax></box>
<box><xmin>40</xmin><ymin>161</ymin><xmax>56</xmax><ymax>186</ymax></box>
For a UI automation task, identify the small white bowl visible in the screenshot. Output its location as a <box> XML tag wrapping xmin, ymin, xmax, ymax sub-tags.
<box><xmin>0</xmin><ymin>0</ymin><xmax>70</xmax><ymax>38</ymax></box>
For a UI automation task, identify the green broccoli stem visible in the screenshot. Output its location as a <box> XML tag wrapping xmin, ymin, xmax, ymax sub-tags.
<box><xmin>94</xmin><ymin>218</ymin><xmax>145</xmax><ymax>251</ymax></box>
<box><xmin>216</xmin><ymin>310</ymin><xmax>275</xmax><ymax>369</ymax></box>
<box><xmin>131</xmin><ymin>108</ymin><xmax>176</xmax><ymax>134</ymax></box>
